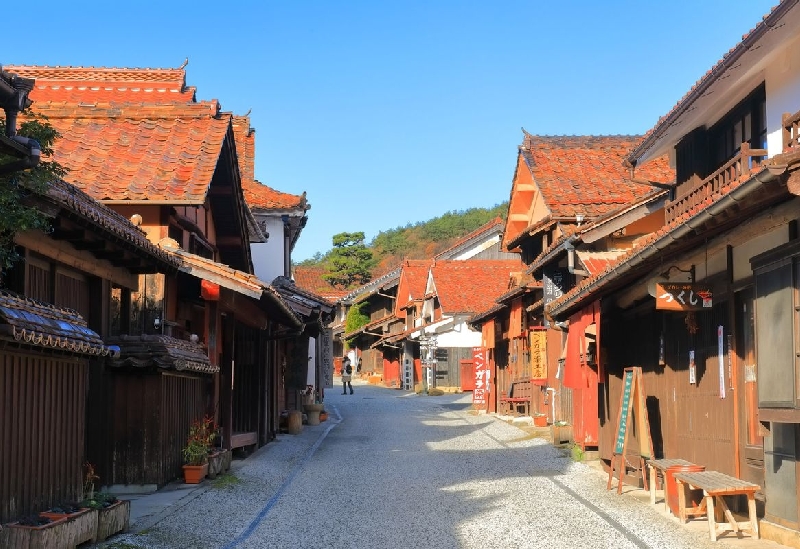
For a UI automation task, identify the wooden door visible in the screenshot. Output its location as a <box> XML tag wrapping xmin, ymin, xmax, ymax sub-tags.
<box><xmin>735</xmin><ymin>288</ymin><xmax>763</xmax><ymax>485</ymax></box>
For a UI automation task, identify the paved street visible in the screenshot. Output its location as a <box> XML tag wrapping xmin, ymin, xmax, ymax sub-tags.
<box><xmin>99</xmin><ymin>381</ymin><xmax>786</xmax><ymax>549</ymax></box>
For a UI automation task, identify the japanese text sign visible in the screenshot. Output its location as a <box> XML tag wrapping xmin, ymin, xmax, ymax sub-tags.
<box><xmin>655</xmin><ymin>283</ymin><xmax>712</xmax><ymax>311</ymax></box>
<box><xmin>472</xmin><ymin>347</ymin><xmax>489</xmax><ymax>406</ymax></box>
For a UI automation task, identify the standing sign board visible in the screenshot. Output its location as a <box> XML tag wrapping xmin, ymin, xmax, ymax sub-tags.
<box><xmin>607</xmin><ymin>367</ymin><xmax>654</xmax><ymax>494</ymax></box>
<box><xmin>472</xmin><ymin>347</ymin><xmax>489</xmax><ymax>407</ymax></box>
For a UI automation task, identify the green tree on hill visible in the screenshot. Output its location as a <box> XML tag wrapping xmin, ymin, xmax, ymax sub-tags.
<box><xmin>323</xmin><ymin>231</ymin><xmax>374</xmax><ymax>288</ymax></box>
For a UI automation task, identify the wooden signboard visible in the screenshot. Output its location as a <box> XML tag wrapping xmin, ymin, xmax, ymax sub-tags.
<box><xmin>529</xmin><ymin>329</ymin><xmax>547</xmax><ymax>381</ymax></box>
<box><xmin>607</xmin><ymin>367</ymin><xmax>654</xmax><ymax>494</ymax></box>
<box><xmin>655</xmin><ymin>283</ymin><xmax>712</xmax><ymax>311</ymax></box>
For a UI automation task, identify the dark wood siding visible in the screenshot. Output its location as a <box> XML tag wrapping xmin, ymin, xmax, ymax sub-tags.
<box><xmin>602</xmin><ymin>300</ymin><xmax>736</xmax><ymax>475</ymax></box>
<box><xmin>0</xmin><ymin>352</ymin><xmax>86</xmax><ymax>523</ymax></box>
<box><xmin>87</xmin><ymin>369</ymin><xmax>205</xmax><ymax>488</ymax></box>
<box><xmin>233</xmin><ymin>323</ymin><xmax>261</xmax><ymax>436</ymax></box>
<box><xmin>434</xmin><ymin>347</ymin><xmax>472</xmax><ymax>388</ymax></box>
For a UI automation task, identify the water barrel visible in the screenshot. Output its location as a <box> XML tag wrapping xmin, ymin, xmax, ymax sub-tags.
<box><xmin>287</xmin><ymin>410</ymin><xmax>303</xmax><ymax>435</ymax></box>
<box><xmin>665</xmin><ymin>464</ymin><xmax>705</xmax><ymax>516</ymax></box>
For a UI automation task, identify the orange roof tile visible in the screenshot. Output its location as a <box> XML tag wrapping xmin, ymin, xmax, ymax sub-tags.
<box><xmin>5</xmin><ymin>65</ymin><xmax>233</xmax><ymax>204</ymax></box>
<box><xmin>396</xmin><ymin>260</ymin><xmax>431</xmax><ymax>311</ymax></box>
<box><xmin>23</xmin><ymin>101</ymin><xmax>228</xmax><ymax>203</ymax></box>
<box><xmin>504</xmin><ymin>133</ymin><xmax>673</xmax><ymax>249</ymax></box>
<box><xmin>523</xmin><ymin>135</ymin><xmax>672</xmax><ymax>219</ymax></box>
<box><xmin>5</xmin><ymin>65</ymin><xmax>196</xmax><ymax>103</ymax></box>
<box><xmin>292</xmin><ymin>266</ymin><xmax>350</xmax><ymax>302</ymax></box>
<box><xmin>431</xmin><ymin>259</ymin><xmax>524</xmax><ymax>315</ymax></box>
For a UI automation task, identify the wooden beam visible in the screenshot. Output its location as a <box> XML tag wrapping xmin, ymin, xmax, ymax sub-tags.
<box><xmin>92</xmin><ymin>249</ymin><xmax>125</xmax><ymax>261</ymax></box>
<box><xmin>71</xmin><ymin>240</ymin><xmax>108</xmax><ymax>252</ymax></box>
<box><xmin>50</xmin><ymin>228</ymin><xmax>86</xmax><ymax>241</ymax></box>
<box><xmin>15</xmin><ymin>231</ymin><xmax>138</xmax><ymax>289</ymax></box>
<box><xmin>216</xmin><ymin>236</ymin><xmax>243</xmax><ymax>247</ymax></box>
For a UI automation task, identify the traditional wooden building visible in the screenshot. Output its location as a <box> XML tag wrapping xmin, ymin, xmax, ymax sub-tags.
<box><xmin>6</xmin><ymin>64</ymin><xmax>302</xmax><ymax>491</ymax></box>
<box><xmin>546</xmin><ymin>2</ymin><xmax>800</xmax><ymax>543</ymax></box>
<box><xmin>0</xmin><ymin>176</ymin><xmax>179</xmax><ymax>521</ymax></box>
<box><xmin>477</xmin><ymin>133</ymin><xmax>671</xmax><ymax>449</ymax></box>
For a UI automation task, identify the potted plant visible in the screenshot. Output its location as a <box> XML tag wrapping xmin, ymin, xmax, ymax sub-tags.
<box><xmin>182</xmin><ymin>416</ymin><xmax>214</xmax><ymax>483</ymax></box>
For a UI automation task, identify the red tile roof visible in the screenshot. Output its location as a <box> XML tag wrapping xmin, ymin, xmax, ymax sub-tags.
<box><xmin>6</xmin><ymin>64</ymin><xmax>197</xmax><ymax>103</ymax></box>
<box><xmin>396</xmin><ymin>259</ymin><xmax>431</xmax><ymax>311</ymax></box>
<box><xmin>6</xmin><ymin>65</ymin><xmax>235</xmax><ymax>204</ymax></box>
<box><xmin>505</xmin><ymin>133</ymin><xmax>673</xmax><ymax>248</ymax></box>
<box><xmin>25</xmin><ymin>101</ymin><xmax>228</xmax><ymax>203</ymax></box>
<box><xmin>431</xmin><ymin>259</ymin><xmax>524</xmax><ymax>315</ymax></box>
<box><xmin>575</xmin><ymin>250</ymin><xmax>629</xmax><ymax>276</ymax></box>
<box><xmin>523</xmin><ymin>134</ymin><xmax>672</xmax><ymax>219</ymax></box>
<box><xmin>292</xmin><ymin>266</ymin><xmax>351</xmax><ymax>302</ymax></box>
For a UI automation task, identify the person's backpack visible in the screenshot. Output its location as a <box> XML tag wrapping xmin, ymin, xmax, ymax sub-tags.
<box><xmin>345</xmin><ymin>362</ymin><xmax>353</xmax><ymax>374</ymax></box>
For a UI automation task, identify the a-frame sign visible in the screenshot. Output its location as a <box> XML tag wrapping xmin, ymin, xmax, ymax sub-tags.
<box><xmin>607</xmin><ymin>366</ymin><xmax>654</xmax><ymax>494</ymax></box>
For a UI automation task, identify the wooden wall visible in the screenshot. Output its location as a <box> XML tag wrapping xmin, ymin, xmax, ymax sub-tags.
<box><xmin>0</xmin><ymin>352</ymin><xmax>86</xmax><ymax>523</ymax></box>
<box><xmin>601</xmin><ymin>300</ymin><xmax>736</xmax><ymax>475</ymax></box>
<box><xmin>87</xmin><ymin>369</ymin><xmax>205</xmax><ymax>489</ymax></box>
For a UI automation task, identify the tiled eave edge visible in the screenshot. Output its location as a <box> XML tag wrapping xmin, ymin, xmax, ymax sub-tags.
<box><xmin>546</xmin><ymin>166</ymin><xmax>784</xmax><ymax>319</ymax></box>
<box><xmin>0</xmin><ymin>290</ymin><xmax>110</xmax><ymax>356</ymax></box>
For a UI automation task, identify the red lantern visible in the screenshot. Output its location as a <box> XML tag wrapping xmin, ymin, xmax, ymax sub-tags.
<box><xmin>201</xmin><ymin>280</ymin><xmax>220</xmax><ymax>301</ymax></box>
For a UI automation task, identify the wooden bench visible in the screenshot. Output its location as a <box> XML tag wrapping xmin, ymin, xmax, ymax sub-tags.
<box><xmin>646</xmin><ymin>458</ymin><xmax>697</xmax><ymax>510</ymax></box>
<box><xmin>674</xmin><ymin>470</ymin><xmax>760</xmax><ymax>542</ymax></box>
<box><xmin>500</xmin><ymin>381</ymin><xmax>532</xmax><ymax>416</ymax></box>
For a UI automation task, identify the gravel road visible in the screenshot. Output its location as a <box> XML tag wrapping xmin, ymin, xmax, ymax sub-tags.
<box><xmin>97</xmin><ymin>383</ymin><xmax>777</xmax><ymax>549</ymax></box>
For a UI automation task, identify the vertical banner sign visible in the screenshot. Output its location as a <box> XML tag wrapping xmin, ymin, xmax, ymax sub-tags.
<box><xmin>472</xmin><ymin>347</ymin><xmax>488</xmax><ymax>406</ymax></box>
<box><xmin>718</xmin><ymin>326</ymin><xmax>726</xmax><ymax>399</ymax></box>
<box><xmin>614</xmin><ymin>370</ymin><xmax>634</xmax><ymax>454</ymax></box>
<box><xmin>530</xmin><ymin>329</ymin><xmax>548</xmax><ymax>381</ymax></box>
<box><xmin>689</xmin><ymin>350</ymin><xmax>696</xmax><ymax>384</ymax></box>
<box><xmin>542</xmin><ymin>267</ymin><xmax>570</xmax><ymax>328</ymax></box>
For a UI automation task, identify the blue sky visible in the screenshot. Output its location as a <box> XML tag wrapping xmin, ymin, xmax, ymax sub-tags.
<box><xmin>7</xmin><ymin>1</ymin><xmax>777</xmax><ymax>261</ymax></box>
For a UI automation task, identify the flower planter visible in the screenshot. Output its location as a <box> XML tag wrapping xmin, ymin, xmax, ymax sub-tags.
<box><xmin>39</xmin><ymin>508</ymin><xmax>98</xmax><ymax>547</ymax></box>
<box><xmin>183</xmin><ymin>462</ymin><xmax>209</xmax><ymax>484</ymax></box>
<box><xmin>533</xmin><ymin>414</ymin><xmax>548</xmax><ymax>427</ymax></box>
<box><xmin>207</xmin><ymin>449</ymin><xmax>232</xmax><ymax>479</ymax></box>
<box><xmin>3</xmin><ymin>516</ymin><xmax>70</xmax><ymax>549</ymax></box>
<box><xmin>303</xmin><ymin>403</ymin><xmax>324</xmax><ymax>426</ymax></box>
<box><xmin>95</xmin><ymin>499</ymin><xmax>130</xmax><ymax>542</ymax></box>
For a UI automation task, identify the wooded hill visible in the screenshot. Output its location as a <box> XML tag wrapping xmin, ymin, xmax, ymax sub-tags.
<box><xmin>297</xmin><ymin>203</ymin><xmax>508</xmax><ymax>274</ymax></box>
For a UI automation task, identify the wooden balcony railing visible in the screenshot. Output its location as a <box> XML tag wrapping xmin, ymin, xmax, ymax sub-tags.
<box><xmin>783</xmin><ymin>109</ymin><xmax>800</xmax><ymax>151</ymax></box>
<box><xmin>665</xmin><ymin>142</ymin><xmax>767</xmax><ymax>223</ymax></box>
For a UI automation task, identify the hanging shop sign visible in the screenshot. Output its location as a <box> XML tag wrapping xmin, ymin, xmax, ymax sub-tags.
<box><xmin>542</xmin><ymin>267</ymin><xmax>570</xmax><ymax>327</ymax></box>
<box><xmin>530</xmin><ymin>329</ymin><xmax>547</xmax><ymax>382</ymax></box>
<box><xmin>655</xmin><ymin>283</ymin><xmax>712</xmax><ymax>311</ymax></box>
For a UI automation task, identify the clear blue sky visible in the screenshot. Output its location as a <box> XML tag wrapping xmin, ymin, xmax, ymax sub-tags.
<box><xmin>7</xmin><ymin>0</ymin><xmax>777</xmax><ymax>261</ymax></box>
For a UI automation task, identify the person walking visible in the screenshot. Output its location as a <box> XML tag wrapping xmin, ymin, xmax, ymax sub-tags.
<box><xmin>341</xmin><ymin>356</ymin><xmax>354</xmax><ymax>395</ymax></box>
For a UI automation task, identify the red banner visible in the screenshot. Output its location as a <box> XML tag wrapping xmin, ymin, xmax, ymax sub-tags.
<box><xmin>472</xmin><ymin>347</ymin><xmax>489</xmax><ymax>406</ymax></box>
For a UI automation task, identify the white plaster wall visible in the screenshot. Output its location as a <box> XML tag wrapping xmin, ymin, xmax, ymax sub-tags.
<box><xmin>251</xmin><ymin>216</ymin><xmax>286</xmax><ymax>283</ymax></box>
<box><xmin>733</xmin><ymin>226</ymin><xmax>789</xmax><ymax>281</ymax></box>
<box><xmin>436</xmin><ymin>321</ymin><xmax>481</xmax><ymax>348</ymax></box>
<box><xmin>766</xmin><ymin>34</ymin><xmax>800</xmax><ymax>156</ymax></box>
